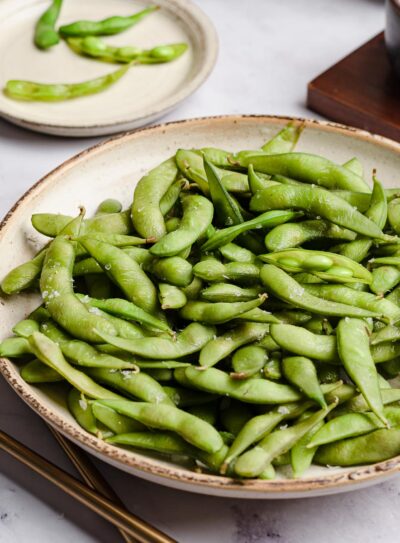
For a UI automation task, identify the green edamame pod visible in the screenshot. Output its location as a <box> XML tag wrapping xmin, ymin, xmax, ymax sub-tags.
<box><xmin>234</xmin><ymin>401</ymin><xmax>337</xmax><ymax>477</ymax></box>
<box><xmin>337</xmin><ymin>318</ymin><xmax>386</xmax><ymax>425</ymax></box>
<box><xmin>261</xmin><ymin>248</ymin><xmax>372</xmax><ymax>284</ymax></box>
<box><xmin>370</xmin><ymin>266</ymin><xmax>400</xmax><ymax>296</ymax></box>
<box><xmin>5</xmin><ymin>65</ymin><xmax>131</xmax><ymax>102</ymax></box>
<box><xmin>180</xmin><ymin>295</ymin><xmax>266</xmax><ymax>325</ymax></box>
<box><xmin>264</xmin><ymin>219</ymin><xmax>356</xmax><ymax>252</ymax></box>
<box><xmin>307</xmin><ymin>407</ymin><xmax>400</xmax><ymax>448</ymax></box>
<box><xmin>150</xmin><ymin>194</ymin><xmax>213</xmax><ymax>257</ymax></box>
<box><xmin>67</xmin><ymin>388</ymin><xmax>102</xmax><ymax>436</ymax></box>
<box><xmin>251</xmin><ymin>185</ymin><xmax>389</xmax><ymax>240</ymax></box>
<box><xmin>314</xmin><ymin>427</ymin><xmax>400</xmax><ymax>466</ymax></box>
<box><xmin>261</xmin><ymin>121</ymin><xmax>304</xmax><ymax>153</ymax></box>
<box><xmin>132</xmin><ymin>157</ymin><xmax>178</xmax><ymax>240</ymax></box>
<box><xmin>0</xmin><ymin>337</ymin><xmax>32</xmax><ymax>358</ymax></box>
<box><xmin>20</xmin><ymin>359</ymin><xmax>63</xmax><ymax>383</ymax></box>
<box><xmin>95</xmin><ymin>399</ymin><xmax>224</xmax><ymax>454</ymax></box>
<box><xmin>149</xmin><ymin>257</ymin><xmax>193</xmax><ymax>287</ymax></box>
<box><xmin>158</xmin><ymin>283</ymin><xmax>187</xmax><ymax>310</ymax></box>
<box><xmin>79</xmin><ymin>237</ymin><xmax>157</xmax><ymax>314</ymax></box>
<box><xmin>339</xmin><ymin>177</ymin><xmax>388</xmax><ymax>262</ymax></box>
<box><xmin>28</xmin><ymin>332</ymin><xmax>122</xmax><ymax>400</ymax></box>
<box><xmin>199</xmin><ymin>323</ymin><xmax>269</xmax><ymax>367</ymax></box>
<box><xmin>96</xmin><ymin>323</ymin><xmax>215</xmax><ymax>360</ymax></box>
<box><xmin>13</xmin><ymin>319</ymin><xmax>40</xmax><ymax>338</ymax></box>
<box><xmin>86</xmin><ymin>367</ymin><xmax>174</xmax><ymax>405</ymax></box>
<box><xmin>1</xmin><ymin>248</ymin><xmax>47</xmax><ymax>295</ymax></box>
<box><xmin>282</xmin><ymin>356</ymin><xmax>326</xmax><ymax>408</ymax></box>
<box><xmin>237</xmin><ymin>152</ymin><xmax>370</xmax><ymax>192</ymax></box>
<box><xmin>260</xmin><ymin>265</ymin><xmax>380</xmax><ymax>319</ymax></box>
<box><xmin>231</xmin><ymin>345</ymin><xmax>268</xmax><ymax>378</ymax></box>
<box><xmin>175</xmin><ymin>366</ymin><xmax>302</xmax><ymax>405</ymax></box>
<box><xmin>34</xmin><ymin>0</ymin><xmax>63</xmax><ymax>49</ymax></box>
<box><xmin>201</xmin><ymin>283</ymin><xmax>264</xmax><ymax>303</ymax></box>
<box><xmin>202</xmin><ymin>210</ymin><xmax>300</xmax><ymax>252</ymax></box>
<box><xmin>92</xmin><ymin>402</ymin><xmax>145</xmax><ymax>434</ymax></box>
<box><xmin>303</xmin><ymin>284</ymin><xmax>400</xmax><ymax>324</ymax></box>
<box><xmin>77</xmin><ymin>295</ymin><xmax>171</xmax><ymax>333</ymax></box>
<box><xmin>290</xmin><ymin>414</ymin><xmax>324</xmax><ymax>478</ymax></box>
<box><xmin>40</xmin><ymin>236</ymin><xmax>117</xmax><ymax>343</ymax></box>
<box><xmin>59</xmin><ymin>6</ymin><xmax>158</xmax><ymax>37</ymax></box>
<box><xmin>96</xmin><ymin>199</ymin><xmax>123</xmax><ymax>215</ymax></box>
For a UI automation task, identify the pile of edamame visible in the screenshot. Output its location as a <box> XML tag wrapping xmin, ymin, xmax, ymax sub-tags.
<box><xmin>4</xmin><ymin>121</ymin><xmax>400</xmax><ymax>480</ymax></box>
<box><xmin>4</xmin><ymin>2</ymin><xmax>188</xmax><ymax>102</ymax></box>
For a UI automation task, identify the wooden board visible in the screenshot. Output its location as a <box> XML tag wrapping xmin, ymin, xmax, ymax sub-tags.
<box><xmin>307</xmin><ymin>33</ymin><xmax>400</xmax><ymax>142</ymax></box>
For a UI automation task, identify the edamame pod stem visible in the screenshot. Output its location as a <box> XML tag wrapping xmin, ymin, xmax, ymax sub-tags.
<box><xmin>150</xmin><ymin>194</ymin><xmax>213</xmax><ymax>257</ymax></box>
<box><xmin>282</xmin><ymin>356</ymin><xmax>326</xmax><ymax>407</ymax></box>
<box><xmin>40</xmin><ymin>236</ymin><xmax>117</xmax><ymax>342</ymax></box>
<box><xmin>79</xmin><ymin>237</ymin><xmax>157</xmax><ymax>314</ymax></box>
<box><xmin>260</xmin><ymin>265</ymin><xmax>381</xmax><ymax>319</ymax></box>
<box><xmin>202</xmin><ymin>210</ymin><xmax>300</xmax><ymax>252</ymax></box>
<box><xmin>176</xmin><ymin>366</ymin><xmax>302</xmax><ymax>405</ymax></box>
<box><xmin>180</xmin><ymin>295</ymin><xmax>266</xmax><ymax>324</ymax></box>
<box><xmin>5</xmin><ymin>64</ymin><xmax>130</xmax><ymax>102</ymax></box>
<box><xmin>337</xmin><ymin>318</ymin><xmax>386</xmax><ymax>425</ymax></box>
<box><xmin>59</xmin><ymin>6</ymin><xmax>158</xmax><ymax>37</ymax></box>
<box><xmin>28</xmin><ymin>332</ymin><xmax>122</xmax><ymax>400</ymax></box>
<box><xmin>261</xmin><ymin>121</ymin><xmax>304</xmax><ymax>153</ymax></box>
<box><xmin>199</xmin><ymin>323</ymin><xmax>269</xmax><ymax>367</ymax></box>
<box><xmin>234</xmin><ymin>401</ymin><xmax>337</xmax><ymax>477</ymax></box>
<box><xmin>265</xmin><ymin>219</ymin><xmax>356</xmax><ymax>252</ymax></box>
<box><xmin>307</xmin><ymin>407</ymin><xmax>400</xmax><ymax>448</ymax></box>
<box><xmin>95</xmin><ymin>323</ymin><xmax>215</xmax><ymax>359</ymax></box>
<box><xmin>95</xmin><ymin>399</ymin><xmax>224</xmax><ymax>454</ymax></box>
<box><xmin>132</xmin><ymin>157</ymin><xmax>178</xmax><ymax>240</ymax></box>
<box><xmin>236</xmin><ymin>152</ymin><xmax>370</xmax><ymax>192</ymax></box>
<box><xmin>250</xmin><ymin>185</ymin><xmax>389</xmax><ymax>240</ymax></box>
<box><xmin>303</xmin><ymin>284</ymin><xmax>400</xmax><ymax>323</ymax></box>
<box><xmin>32</xmin><ymin>210</ymin><xmax>131</xmax><ymax>237</ymax></box>
<box><xmin>86</xmin><ymin>368</ymin><xmax>174</xmax><ymax>405</ymax></box>
<box><xmin>34</xmin><ymin>0</ymin><xmax>63</xmax><ymax>49</ymax></box>
<box><xmin>77</xmin><ymin>294</ymin><xmax>171</xmax><ymax>333</ymax></box>
<box><xmin>314</xmin><ymin>427</ymin><xmax>400</xmax><ymax>466</ymax></box>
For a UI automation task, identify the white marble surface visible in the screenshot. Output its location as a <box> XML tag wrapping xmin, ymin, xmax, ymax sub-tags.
<box><xmin>0</xmin><ymin>0</ymin><xmax>396</xmax><ymax>541</ymax></box>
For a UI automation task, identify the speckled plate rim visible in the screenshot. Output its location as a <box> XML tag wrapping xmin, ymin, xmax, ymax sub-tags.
<box><xmin>0</xmin><ymin>0</ymin><xmax>218</xmax><ymax>137</ymax></box>
<box><xmin>2</xmin><ymin>114</ymin><xmax>400</xmax><ymax>498</ymax></box>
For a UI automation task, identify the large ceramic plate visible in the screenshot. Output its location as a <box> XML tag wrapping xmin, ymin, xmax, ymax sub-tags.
<box><xmin>0</xmin><ymin>0</ymin><xmax>217</xmax><ymax>136</ymax></box>
<box><xmin>2</xmin><ymin>116</ymin><xmax>400</xmax><ymax>499</ymax></box>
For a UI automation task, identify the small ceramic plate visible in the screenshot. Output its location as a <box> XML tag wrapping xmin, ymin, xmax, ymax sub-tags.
<box><xmin>0</xmin><ymin>0</ymin><xmax>217</xmax><ymax>136</ymax></box>
<box><xmin>2</xmin><ymin>116</ymin><xmax>400</xmax><ymax>499</ymax></box>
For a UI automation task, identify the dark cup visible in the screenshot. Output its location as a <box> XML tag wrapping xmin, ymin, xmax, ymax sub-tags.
<box><xmin>386</xmin><ymin>0</ymin><xmax>400</xmax><ymax>77</ymax></box>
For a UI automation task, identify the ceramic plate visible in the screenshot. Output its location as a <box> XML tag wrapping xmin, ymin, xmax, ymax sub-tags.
<box><xmin>0</xmin><ymin>0</ymin><xmax>217</xmax><ymax>136</ymax></box>
<box><xmin>2</xmin><ymin>116</ymin><xmax>400</xmax><ymax>499</ymax></box>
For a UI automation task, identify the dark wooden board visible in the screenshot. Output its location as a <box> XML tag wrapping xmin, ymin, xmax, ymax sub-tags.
<box><xmin>307</xmin><ymin>33</ymin><xmax>400</xmax><ymax>142</ymax></box>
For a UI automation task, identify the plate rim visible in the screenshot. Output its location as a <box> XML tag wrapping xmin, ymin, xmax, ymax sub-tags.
<box><xmin>0</xmin><ymin>0</ymin><xmax>219</xmax><ymax>136</ymax></box>
<box><xmin>2</xmin><ymin>114</ymin><xmax>400</xmax><ymax>497</ymax></box>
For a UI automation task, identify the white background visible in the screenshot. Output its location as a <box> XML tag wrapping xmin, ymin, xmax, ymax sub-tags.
<box><xmin>0</xmin><ymin>1</ymin><xmax>395</xmax><ymax>542</ymax></box>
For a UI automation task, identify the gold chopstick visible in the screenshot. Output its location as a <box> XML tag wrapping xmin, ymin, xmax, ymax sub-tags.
<box><xmin>0</xmin><ymin>429</ymin><xmax>176</xmax><ymax>543</ymax></box>
<box><xmin>48</xmin><ymin>426</ymin><xmax>135</xmax><ymax>543</ymax></box>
